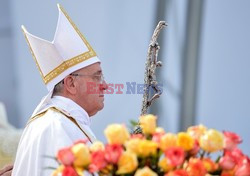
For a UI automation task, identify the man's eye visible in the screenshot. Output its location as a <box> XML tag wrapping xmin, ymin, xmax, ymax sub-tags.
<box><xmin>94</xmin><ymin>75</ymin><xmax>101</xmax><ymax>80</ymax></box>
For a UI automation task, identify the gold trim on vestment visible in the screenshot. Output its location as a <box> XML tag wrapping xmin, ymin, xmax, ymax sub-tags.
<box><xmin>26</xmin><ymin>107</ymin><xmax>93</xmax><ymax>143</ymax></box>
<box><xmin>22</xmin><ymin>4</ymin><xmax>97</xmax><ymax>84</ymax></box>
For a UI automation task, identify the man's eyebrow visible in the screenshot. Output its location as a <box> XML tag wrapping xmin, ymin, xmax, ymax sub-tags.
<box><xmin>93</xmin><ymin>70</ymin><xmax>102</xmax><ymax>75</ymax></box>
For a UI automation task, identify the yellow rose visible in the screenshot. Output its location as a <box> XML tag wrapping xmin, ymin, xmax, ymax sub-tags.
<box><xmin>159</xmin><ymin>133</ymin><xmax>177</xmax><ymax>151</ymax></box>
<box><xmin>104</xmin><ymin>124</ymin><xmax>130</xmax><ymax>144</ymax></box>
<box><xmin>139</xmin><ymin>114</ymin><xmax>157</xmax><ymax>134</ymax></box>
<box><xmin>138</xmin><ymin>139</ymin><xmax>158</xmax><ymax>157</ymax></box>
<box><xmin>75</xmin><ymin>166</ymin><xmax>84</xmax><ymax>176</ymax></box>
<box><xmin>199</xmin><ymin>129</ymin><xmax>224</xmax><ymax>152</ymax></box>
<box><xmin>71</xmin><ymin>143</ymin><xmax>90</xmax><ymax>167</ymax></box>
<box><xmin>177</xmin><ymin>132</ymin><xmax>194</xmax><ymax>151</ymax></box>
<box><xmin>158</xmin><ymin>157</ymin><xmax>174</xmax><ymax>172</ymax></box>
<box><xmin>52</xmin><ymin>165</ymin><xmax>64</xmax><ymax>176</ymax></box>
<box><xmin>116</xmin><ymin>151</ymin><xmax>138</xmax><ymax>174</ymax></box>
<box><xmin>125</xmin><ymin>138</ymin><xmax>141</xmax><ymax>154</ymax></box>
<box><xmin>134</xmin><ymin>166</ymin><xmax>157</xmax><ymax>176</ymax></box>
<box><xmin>187</xmin><ymin>124</ymin><xmax>207</xmax><ymax>140</ymax></box>
<box><xmin>90</xmin><ymin>141</ymin><xmax>105</xmax><ymax>152</ymax></box>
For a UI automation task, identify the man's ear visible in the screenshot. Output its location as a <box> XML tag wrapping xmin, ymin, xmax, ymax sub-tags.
<box><xmin>63</xmin><ymin>76</ymin><xmax>77</xmax><ymax>95</ymax></box>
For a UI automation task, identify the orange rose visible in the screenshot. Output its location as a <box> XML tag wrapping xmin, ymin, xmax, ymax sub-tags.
<box><xmin>166</xmin><ymin>169</ymin><xmax>189</xmax><ymax>176</ymax></box>
<box><xmin>185</xmin><ymin>158</ymin><xmax>207</xmax><ymax>176</ymax></box>
<box><xmin>202</xmin><ymin>158</ymin><xmax>217</xmax><ymax>172</ymax></box>
<box><xmin>221</xmin><ymin>170</ymin><xmax>235</xmax><ymax>176</ymax></box>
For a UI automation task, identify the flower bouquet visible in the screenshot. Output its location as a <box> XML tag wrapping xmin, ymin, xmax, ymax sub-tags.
<box><xmin>52</xmin><ymin>114</ymin><xmax>250</xmax><ymax>176</ymax></box>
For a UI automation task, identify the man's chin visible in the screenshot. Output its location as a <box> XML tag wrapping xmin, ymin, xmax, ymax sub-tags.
<box><xmin>99</xmin><ymin>103</ymin><xmax>104</xmax><ymax>110</ymax></box>
<box><xmin>89</xmin><ymin>105</ymin><xmax>104</xmax><ymax>117</ymax></box>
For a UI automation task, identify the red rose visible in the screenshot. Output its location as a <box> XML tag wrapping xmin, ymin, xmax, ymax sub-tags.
<box><xmin>223</xmin><ymin>131</ymin><xmax>242</xmax><ymax>150</ymax></box>
<box><xmin>89</xmin><ymin>150</ymin><xmax>108</xmax><ymax>173</ymax></box>
<box><xmin>164</xmin><ymin>147</ymin><xmax>185</xmax><ymax>167</ymax></box>
<box><xmin>57</xmin><ymin>147</ymin><xmax>75</xmax><ymax>166</ymax></box>
<box><xmin>104</xmin><ymin>144</ymin><xmax>123</xmax><ymax>164</ymax></box>
<box><xmin>62</xmin><ymin>166</ymin><xmax>78</xmax><ymax>176</ymax></box>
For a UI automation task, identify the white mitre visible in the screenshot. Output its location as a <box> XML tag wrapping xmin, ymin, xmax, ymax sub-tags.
<box><xmin>21</xmin><ymin>4</ymin><xmax>100</xmax><ymax>115</ymax></box>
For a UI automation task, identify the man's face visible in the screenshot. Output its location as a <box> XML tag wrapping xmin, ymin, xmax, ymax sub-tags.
<box><xmin>73</xmin><ymin>63</ymin><xmax>106</xmax><ymax>116</ymax></box>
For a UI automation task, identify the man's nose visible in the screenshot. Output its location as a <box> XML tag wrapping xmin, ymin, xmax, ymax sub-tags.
<box><xmin>101</xmin><ymin>80</ymin><xmax>108</xmax><ymax>90</ymax></box>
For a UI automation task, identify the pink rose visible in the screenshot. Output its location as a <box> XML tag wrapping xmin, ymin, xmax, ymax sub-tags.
<box><xmin>62</xmin><ymin>166</ymin><xmax>78</xmax><ymax>176</ymax></box>
<box><xmin>104</xmin><ymin>144</ymin><xmax>123</xmax><ymax>164</ymax></box>
<box><xmin>235</xmin><ymin>162</ymin><xmax>250</xmax><ymax>176</ymax></box>
<box><xmin>189</xmin><ymin>140</ymin><xmax>200</xmax><ymax>156</ymax></box>
<box><xmin>238</xmin><ymin>155</ymin><xmax>250</xmax><ymax>165</ymax></box>
<box><xmin>219</xmin><ymin>152</ymin><xmax>237</xmax><ymax>170</ymax></box>
<box><xmin>225</xmin><ymin>148</ymin><xmax>244</xmax><ymax>164</ymax></box>
<box><xmin>223</xmin><ymin>131</ymin><xmax>242</xmax><ymax>150</ymax></box>
<box><xmin>164</xmin><ymin>147</ymin><xmax>185</xmax><ymax>167</ymax></box>
<box><xmin>57</xmin><ymin>147</ymin><xmax>75</xmax><ymax>166</ymax></box>
<box><xmin>152</xmin><ymin>132</ymin><xmax>165</xmax><ymax>143</ymax></box>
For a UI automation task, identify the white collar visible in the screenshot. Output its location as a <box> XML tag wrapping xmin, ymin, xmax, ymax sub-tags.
<box><xmin>51</xmin><ymin>96</ymin><xmax>91</xmax><ymax>126</ymax></box>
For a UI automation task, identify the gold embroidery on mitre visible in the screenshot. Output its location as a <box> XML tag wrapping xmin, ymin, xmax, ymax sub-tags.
<box><xmin>22</xmin><ymin>4</ymin><xmax>97</xmax><ymax>85</ymax></box>
<box><xmin>21</xmin><ymin>26</ymin><xmax>44</xmax><ymax>81</ymax></box>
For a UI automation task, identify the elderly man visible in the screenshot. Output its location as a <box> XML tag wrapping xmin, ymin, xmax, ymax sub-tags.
<box><xmin>11</xmin><ymin>4</ymin><xmax>107</xmax><ymax>176</ymax></box>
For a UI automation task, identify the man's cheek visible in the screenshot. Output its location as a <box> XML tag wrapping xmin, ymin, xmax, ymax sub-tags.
<box><xmin>86</xmin><ymin>82</ymin><xmax>97</xmax><ymax>94</ymax></box>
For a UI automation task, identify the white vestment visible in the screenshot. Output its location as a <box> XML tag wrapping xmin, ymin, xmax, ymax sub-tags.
<box><xmin>12</xmin><ymin>96</ymin><xmax>96</xmax><ymax>176</ymax></box>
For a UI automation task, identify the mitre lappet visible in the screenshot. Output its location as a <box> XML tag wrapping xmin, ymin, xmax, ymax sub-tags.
<box><xmin>21</xmin><ymin>4</ymin><xmax>100</xmax><ymax>116</ymax></box>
